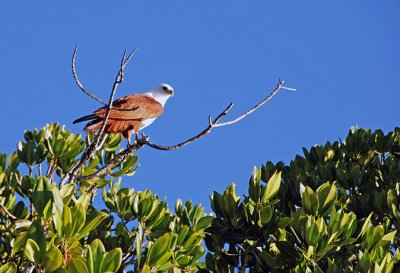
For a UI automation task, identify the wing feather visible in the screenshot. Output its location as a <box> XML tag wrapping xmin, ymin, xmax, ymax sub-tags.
<box><xmin>94</xmin><ymin>94</ymin><xmax>163</xmax><ymax>120</ymax></box>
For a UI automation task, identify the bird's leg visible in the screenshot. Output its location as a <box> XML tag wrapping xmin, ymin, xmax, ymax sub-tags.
<box><xmin>134</xmin><ymin>132</ymin><xmax>139</xmax><ymax>144</ymax></box>
<box><xmin>126</xmin><ymin>131</ymin><xmax>133</xmax><ymax>147</ymax></box>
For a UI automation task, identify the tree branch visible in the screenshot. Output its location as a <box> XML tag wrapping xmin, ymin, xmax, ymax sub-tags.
<box><xmin>72</xmin><ymin>46</ymin><xmax>139</xmax><ymax>110</ymax></box>
<box><xmin>77</xmin><ymin>141</ymin><xmax>144</xmax><ymax>181</ymax></box>
<box><xmin>63</xmin><ymin>48</ymin><xmax>137</xmax><ymax>185</ymax></box>
<box><xmin>146</xmin><ymin>80</ymin><xmax>295</xmax><ymax>150</ymax></box>
<box><xmin>213</xmin><ymin>80</ymin><xmax>294</xmax><ymax>127</ymax></box>
<box><xmin>0</xmin><ymin>203</ymin><xmax>17</xmax><ymax>220</ymax></box>
<box><xmin>72</xmin><ymin>45</ymin><xmax>107</xmax><ymax>106</ymax></box>
<box><xmin>77</xmin><ymin>79</ymin><xmax>295</xmax><ymax>181</ymax></box>
<box><xmin>145</xmin><ymin>103</ymin><xmax>233</xmax><ymax>150</ymax></box>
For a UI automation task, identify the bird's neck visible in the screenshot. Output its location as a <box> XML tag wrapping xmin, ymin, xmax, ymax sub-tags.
<box><xmin>145</xmin><ymin>92</ymin><xmax>170</xmax><ymax>107</ymax></box>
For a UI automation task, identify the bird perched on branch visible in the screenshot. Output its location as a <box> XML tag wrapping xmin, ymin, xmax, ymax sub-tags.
<box><xmin>73</xmin><ymin>83</ymin><xmax>174</xmax><ymax>145</ymax></box>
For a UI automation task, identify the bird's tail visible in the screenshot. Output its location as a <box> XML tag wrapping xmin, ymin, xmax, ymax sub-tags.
<box><xmin>84</xmin><ymin>119</ymin><xmax>103</xmax><ymax>135</ymax></box>
<box><xmin>73</xmin><ymin>114</ymin><xmax>97</xmax><ymax>124</ymax></box>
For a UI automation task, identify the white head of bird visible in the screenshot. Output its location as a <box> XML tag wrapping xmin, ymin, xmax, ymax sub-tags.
<box><xmin>146</xmin><ymin>83</ymin><xmax>174</xmax><ymax>106</ymax></box>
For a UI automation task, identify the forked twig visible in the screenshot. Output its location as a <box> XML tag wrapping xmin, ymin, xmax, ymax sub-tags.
<box><xmin>145</xmin><ymin>103</ymin><xmax>233</xmax><ymax>151</ymax></box>
<box><xmin>62</xmin><ymin>48</ymin><xmax>137</xmax><ymax>186</ymax></box>
<box><xmin>213</xmin><ymin>81</ymin><xmax>294</xmax><ymax>127</ymax></box>
<box><xmin>77</xmin><ymin>79</ymin><xmax>295</xmax><ymax>181</ymax></box>
<box><xmin>68</xmin><ymin>47</ymin><xmax>295</xmax><ymax>183</ymax></box>
<box><xmin>0</xmin><ymin>203</ymin><xmax>17</xmax><ymax>220</ymax></box>
<box><xmin>72</xmin><ymin>45</ymin><xmax>139</xmax><ymax>110</ymax></box>
<box><xmin>72</xmin><ymin>45</ymin><xmax>107</xmax><ymax>106</ymax></box>
<box><xmin>146</xmin><ymin>80</ymin><xmax>294</xmax><ymax>150</ymax></box>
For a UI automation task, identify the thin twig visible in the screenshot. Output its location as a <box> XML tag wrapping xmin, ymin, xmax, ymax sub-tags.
<box><xmin>77</xmin><ymin>80</ymin><xmax>294</xmax><ymax>181</ymax></box>
<box><xmin>72</xmin><ymin>45</ymin><xmax>138</xmax><ymax>111</ymax></box>
<box><xmin>64</xmin><ymin>49</ymin><xmax>137</xmax><ymax>185</ymax></box>
<box><xmin>0</xmin><ymin>203</ymin><xmax>17</xmax><ymax>220</ymax></box>
<box><xmin>213</xmin><ymin>80</ymin><xmax>293</xmax><ymax>127</ymax></box>
<box><xmin>77</xmin><ymin>142</ymin><xmax>143</xmax><ymax>181</ymax></box>
<box><xmin>72</xmin><ymin>45</ymin><xmax>107</xmax><ymax>105</ymax></box>
<box><xmin>146</xmin><ymin>80</ymin><xmax>294</xmax><ymax>150</ymax></box>
<box><xmin>96</xmin><ymin>134</ymin><xmax>108</xmax><ymax>151</ymax></box>
<box><xmin>93</xmin><ymin>49</ymin><xmax>137</xmax><ymax>149</ymax></box>
<box><xmin>145</xmin><ymin>103</ymin><xmax>233</xmax><ymax>150</ymax></box>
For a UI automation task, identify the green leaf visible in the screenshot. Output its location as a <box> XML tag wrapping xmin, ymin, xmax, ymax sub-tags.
<box><xmin>12</xmin><ymin>231</ymin><xmax>28</xmax><ymax>255</ymax></box>
<box><xmin>33</xmin><ymin>176</ymin><xmax>53</xmax><ymax>217</ymax></box>
<box><xmin>195</xmin><ymin>216</ymin><xmax>213</xmax><ymax>230</ymax></box>
<box><xmin>141</xmin><ymin>264</ymin><xmax>151</xmax><ymax>273</ymax></box>
<box><xmin>0</xmin><ymin>262</ymin><xmax>17</xmax><ymax>273</ymax></box>
<box><xmin>249</xmin><ymin>167</ymin><xmax>261</xmax><ymax>202</ymax></box>
<box><xmin>249</xmin><ymin>246</ymin><xmax>273</xmax><ymax>270</ymax></box>
<box><xmin>87</xmin><ymin>239</ymin><xmax>105</xmax><ymax>273</ymax></box>
<box><xmin>277</xmin><ymin>217</ymin><xmax>292</xmax><ymax>228</ymax></box>
<box><xmin>75</xmin><ymin>211</ymin><xmax>107</xmax><ymax>240</ymax></box>
<box><xmin>77</xmin><ymin>192</ymin><xmax>92</xmax><ymax>211</ymax></box>
<box><xmin>358</xmin><ymin>213</ymin><xmax>373</xmax><ymax>239</ymax></box>
<box><xmin>262</xmin><ymin>171</ymin><xmax>281</xmax><ymax>203</ymax></box>
<box><xmin>111</xmin><ymin>155</ymin><xmax>138</xmax><ymax>177</ymax></box>
<box><xmin>44</xmin><ymin>246</ymin><xmax>63</xmax><ymax>273</ymax></box>
<box><xmin>302</xmin><ymin>185</ymin><xmax>319</xmax><ymax>215</ymax></box>
<box><xmin>259</xmin><ymin>205</ymin><xmax>273</xmax><ymax>226</ymax></box>
<box><xmin>177</xmin><ymin>226</ymin><xmax>190</xmax><ymax>245</ymax></box>
<box><xmin>316</xmin><ymin>182</ymin><xmax>336</xmax><ymax>216</ymax></box>
<box><xmin>147</xmin><ymin>233</ymin><xmax>173</xmax><ymax>267</ymax></box>
<box><xmin>276</xmin><ymin>241</ymin><xmax>301</xmax><ymax>261</ymax></box>
<box><xmin>99</xmin><ymin>248</ymin><xmax>122</xmax><ymax>273</ymax></box>
<box><xmin>27</xmin><ymin>220</ymin><xmax>46</xmax><ymax>263</ymax></box>
<box><xmin>24</xmin><ymin>238</ymin><xmax>40</xmax><ymax>263</ymax></box>
<box><xmin>359</xmin><ymin>251</ymin><xmax>371</xmax><ymax>273</ymax></box>
<box><xmin>51</xmin><ymin>268</ymin><xmax>69</xmax><ymax>273</ymax></box>
<box><xmin>71</xmin><ymin>204</ymin><xmax>86</xmax><ymax>235</ymax></box>
<box><xmin>68</xmin><ymin>257</ymin><xmax>89</xmax><ymax>273</ymax></box>
<box><xmin>305</xmin><ymin>216</ymin><xmax>319</xmax><ymax>246</ymax></box>
<box><xmin>52</xmin><ymin>186</ymin><xmax>64</xmax><ymax>217</ymax></box>
<box><xmin>326</xmin><ymin>258</ymin><xmax>340</xmax><ymax>273</ymax></box>
<box><xmin>154</xmin><ymin>251</ymin><xmax>174</xmax><ymax>270</ymax></box>
<box><xmin>60</xmin><ymin>184</ymin><xmax>75</xmax><ymax>204</ymax></box>
<box><xmin>17</xmin><ymin>140</ymin><xmax>35</xmax><ymax>166</ymax></box>
<box><xmin>381</xmin><ymin>230</ymin><xmax>397</xmax><ymax>242</ymax></box>
<box><xmin>62</xmin><ymin>205</ymin><xmax>72</xmax><ymax>238</ymax></box>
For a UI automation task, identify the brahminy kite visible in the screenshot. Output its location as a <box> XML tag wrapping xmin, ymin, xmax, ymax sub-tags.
<box><xmin>73</xmin><ymin>83</ymin><xmax>174</xmax><ymax>145</ymax></box>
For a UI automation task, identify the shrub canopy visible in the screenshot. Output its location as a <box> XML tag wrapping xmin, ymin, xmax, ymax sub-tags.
<box><xmin>1</xmin><ymin>125</ymin><xmax>399</xmax><ymax>273</ymax></box>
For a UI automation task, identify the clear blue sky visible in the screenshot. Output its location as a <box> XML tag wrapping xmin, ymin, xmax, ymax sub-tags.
<box><xmin>0</xmin><ymin>2</ymin><xmax>399</xmax><ymax>210</ymax></box>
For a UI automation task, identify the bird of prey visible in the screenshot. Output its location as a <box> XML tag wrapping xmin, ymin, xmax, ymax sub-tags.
<box><xmin>73</xmin><ymin>83</ymin><xmax>174</xmax><ymax>145</ymax></box>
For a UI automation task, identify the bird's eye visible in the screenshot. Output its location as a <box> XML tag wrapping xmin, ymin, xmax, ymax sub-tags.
<box><xmin>162</xmin><ymin>86</ymin><xmax>168</xmax><ymax>91</ymax></box>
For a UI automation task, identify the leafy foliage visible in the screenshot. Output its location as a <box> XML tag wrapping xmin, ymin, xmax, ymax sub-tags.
<box><xmin>204</xmin><ymin>127</ymin><xmax>400</xmax><ymax>272</ymax></box>
<box><xmin>2</xmin><ymin>123</ymin><xmax>400</xmax><ymax>272</ymax></box>
<box><xmin>0</xmin><ymin>124</ymin><xmax>211</xmax><ymax>273</ymax></box>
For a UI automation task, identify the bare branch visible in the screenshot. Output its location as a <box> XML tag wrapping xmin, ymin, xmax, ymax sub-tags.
<box><xmin>145</xmin><ymin>103</ymin><xmax>234</xmax><ymax>150</ymax></box>
<box><xmin>72</xmin><ymin>46</ymin><xmax>138</xmax><ymax>112</ymax></box>
<box><xmin>213</xmin><ymin>80</ymin><xmax>294</xmax><ymax>127</ymax></box>
<box><xmin>145</xmin><ymin>79</ymin><xmax>293</xmax><ymax>150</ymax></box>
<box><xmin>77</xmin><ymin>141</ymin><xmax>144</xmax><ymax>181</ymax></box>
<box><xmin>0</xmin><ymin>203</ymin><xmax>17</xmax><ymax>220</ymax></box>
<box><xmin>123</xmin><ymin>49</ymin><xmax>137</xmax><ymax>68</ymax></box>
<box><xmin>72</xmin><ymin>45</ymin><xmax>107</xmax><ymax>106</ymax></box>
<box><xmin>64</xmin><ymin>48</ymin><xmax>137</xmax><ymax>185</ymax></box>
<box><xmin>77</xmin><ymin>80</ymin><xmax>294</xmax><ymax>181</ymax></box>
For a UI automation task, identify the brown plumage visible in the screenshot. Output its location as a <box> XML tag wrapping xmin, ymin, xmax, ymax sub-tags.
<box><xmin>73</xmin><ymin>83</ymin><xmax>175</xmax><ymax>144</ymax></box>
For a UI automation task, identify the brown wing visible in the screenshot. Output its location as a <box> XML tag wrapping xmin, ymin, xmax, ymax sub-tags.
<box><xmin>84</xmin><ymin>119</ymin><xmax>143</xmax><ymax>139</ymax></box>
<box><xmin>94</xmin><ymin>94</ymin><xmax>163</xmax><ymax>120</ymax></box>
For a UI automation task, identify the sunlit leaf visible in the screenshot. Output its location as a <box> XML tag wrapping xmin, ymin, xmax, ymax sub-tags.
<box><xmin>99</xmin><ymin>248</ymin><xmax>122</xmax><ymax>273</ymax></box>
<box><xmin>262</xmin><ymin>171</ymin><xmax>281</xmax><ymax>203</ymax></box>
